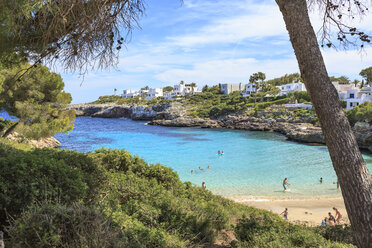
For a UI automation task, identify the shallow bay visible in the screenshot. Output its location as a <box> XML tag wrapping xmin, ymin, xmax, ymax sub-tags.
<box><xmin>56</xmin><ymin>117</ymin><xmax>372</xmax><ymax>198</ymax></box>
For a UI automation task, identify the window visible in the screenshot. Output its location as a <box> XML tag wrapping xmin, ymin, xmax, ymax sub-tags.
<box><xmin>350</xmin><ymin>93</ymin><xmax>354</xmax><ymax>98</ymax></box>
<box><xmin>350</xmin><ymin>102</ymin><xmax>353</xmax><ymax>107</ymax></box>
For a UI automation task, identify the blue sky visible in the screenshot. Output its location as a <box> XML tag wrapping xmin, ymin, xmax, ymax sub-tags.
<box><xmin>60</xmin><ymin>0</ymin><xmax>372</xmax><ymax>104</ymax></box>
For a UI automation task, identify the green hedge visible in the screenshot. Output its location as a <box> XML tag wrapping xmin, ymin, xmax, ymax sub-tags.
<box><xmin>254</xmin><ymin>98</ymin><xmax>290</xmax><ymax>111</ymax></box>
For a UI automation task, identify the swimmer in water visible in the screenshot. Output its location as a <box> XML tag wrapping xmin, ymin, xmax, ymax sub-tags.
<box><xmin>207</xmin><ymin>165</ymin><xmax>210</xmax><ymax>169</ymax></box>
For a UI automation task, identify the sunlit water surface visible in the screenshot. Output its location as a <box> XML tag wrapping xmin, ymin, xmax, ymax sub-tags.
<box><xmin>50</xmin><ymin>117</ymin><xmax>371</xmax><ymax>197</ymax></box>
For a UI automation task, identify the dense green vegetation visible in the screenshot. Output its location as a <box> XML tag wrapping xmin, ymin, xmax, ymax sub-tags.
<box><xmin>265</xmin><ymin>73</ymin><xmax>303</xmax><ymax>86</ymax></box>
<box><xmin>0</xmin><ymin>63</ymin><xmax>75</xmax><ymax>139</ymax></box>
<box><xmin>0</xmin><ymin>140</ymin><xmax>355</xmax><ymax>247</ymax></box>
<box><xmin>346</xmin><ymin>102</ymin><xmax>372</xmax><ymax>126</ymax></box>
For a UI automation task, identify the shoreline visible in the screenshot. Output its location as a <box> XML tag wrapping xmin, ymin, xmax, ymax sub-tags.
<box><xmin>228</xmin><ymin>195</ymin><xmax>349</xmax><ymax>226</ymax></box>
<box><xmin>67</xmin><ymin>102</ymin><xmax>372</xmax><ymax>153</ymax></box>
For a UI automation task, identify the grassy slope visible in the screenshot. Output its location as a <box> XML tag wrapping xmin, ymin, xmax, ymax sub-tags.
<box><xmin>0</xmin><ymin>139</ymin><xmax>355</xmax><ymax>247</ymax></box>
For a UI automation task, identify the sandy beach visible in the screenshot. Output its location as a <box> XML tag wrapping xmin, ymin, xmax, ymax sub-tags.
<box><xmin>229</xmin><ymin>196</ymin><xmax>348</xmax><ymax>226</ymax></box>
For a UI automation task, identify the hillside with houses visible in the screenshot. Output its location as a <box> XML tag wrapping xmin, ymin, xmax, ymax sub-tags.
<box><xmin>117</xmin><ymin>71</ymin><xmax>371</xmax><ymax>112</ymax></box>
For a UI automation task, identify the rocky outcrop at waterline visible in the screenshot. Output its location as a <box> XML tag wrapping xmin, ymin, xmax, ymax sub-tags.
<box><xmin>68</xmin><ymin>103</ymin><xmax>372</xmax><ymax>152</ymax></box>
<box><xmin>6</xmin><ymin>132</ymin><xmax>61</xmax><ymax>148</ymax></box>
<box><xmin>149</xmin><ymin>116</ymin><xmax>325</xmax><ymax>144</ymax></box>
<box><xmin>68</xmin><ymin>103</ymin><xmax>171</xmax><ymax>120</ymax></box>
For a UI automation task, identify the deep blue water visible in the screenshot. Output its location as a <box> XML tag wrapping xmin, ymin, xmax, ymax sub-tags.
<box><xmin>55</xmin><ymin>117</ymin><xmax>372</xmax><ymax>197</ymax></box>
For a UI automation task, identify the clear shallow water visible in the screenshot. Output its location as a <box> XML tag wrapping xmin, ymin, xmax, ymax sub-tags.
<box><xmin>52</xmin><ymin>117</ymin><xmax>369</xmax><ymax>197</ymax></box>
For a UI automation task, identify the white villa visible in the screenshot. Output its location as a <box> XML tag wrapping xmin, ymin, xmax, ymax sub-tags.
<box><xmin>164</xmin><ymin>82</ymin><xmax>201</xmax><ymax>100</ymax></box>
<box><xmin>276</xmin><ymin>82</ymin><xmax>306</xmax><ymax>96</ymax></box>
<box><xmin>331</xmin><ymin>82</ymin><xmax>372</xmax><ymax>110</ymax></box>
<box><xmin>242</xmin><ymin>83</ymin><xmax>257</xmax><ymax>97</ymax></box>
<box><xmin>220</xmin><ymin>83</ymin><xmax>245</xmax><ymax>95</ymax></box>
<box><xmin>122</xmin><ymin>89</ymin><xmax>140</xmax><ymax>99</ymax></box>
<box><xmin>145</xmin><ymin>88</ymin><xmax>163</xmax><ymax>101</ymax></box>
<box><xmin>121</xmin><ymin>88</ymin><xmax>163</xmax><ymax>100</ymax></box>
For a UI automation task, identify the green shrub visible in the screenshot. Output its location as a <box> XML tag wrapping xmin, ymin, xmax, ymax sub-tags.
<box><xmin>91</xmin><ymin>95</ymin><xmax>122</xmax><ymax>104</ymax></box>
<box><xmin>234</xmin><ymin>215</ymin><xmax>355</xmax><ymax>248</ymax></box>
<box><xmin>346</xmin><ymin>101</ymin><xmax>372</xmax><ymax>126</ymax></box>
<box><xmin>313</xmin><ymin>225</ymin><xmax>355</xmax><ymax>245</ymax></box>
<box><xmin>0</xmin><ymin>118</ymin><xmax>15</xmax><ymax>132</ymax></box>
<box><xmin>254</xmin><ymin>98</ymin><xmax>290</xmax><ymax>111</ymax></box>
<box><xmin>6</xmin><ymin>202</ymin><xmax>119</xmax><ymax>248</ymax></box>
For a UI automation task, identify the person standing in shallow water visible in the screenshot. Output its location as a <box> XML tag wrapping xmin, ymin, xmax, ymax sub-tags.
<box><xmin>320</xmin><ymin>177</ymin><xmax>323</xmax><ymax>183</ymax></box>
<box><xmin>283</xmin><ymin>178</ymin><xmax>289</xmax><ymax>190</ymax></box>
<box><xmin>202</xmin><ymin>182</ymin><xmax>206</xmax><ymax>189</ymax></box>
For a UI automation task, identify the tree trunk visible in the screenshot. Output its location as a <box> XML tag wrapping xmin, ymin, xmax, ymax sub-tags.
<box><xmin>275</xmin><ymin>0</ymin><xmax>372</xmax><ymax>247</ymax></box>
<box><xmin>2</xmin><ymin>121</ymin><xmax>19</xmax><ymax>138</ymax></box>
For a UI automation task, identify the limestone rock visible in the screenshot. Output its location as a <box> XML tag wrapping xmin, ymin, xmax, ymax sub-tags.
<box><xmin>6</xmin><ymin>132</ymin><xmax>61</xmax><ymax>148</ymax></box>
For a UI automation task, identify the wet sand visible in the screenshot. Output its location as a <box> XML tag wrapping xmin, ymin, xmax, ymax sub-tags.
<box><xmin>229</xmin><ymin>196</ymin><xmax>348</xmax><ymax>226</ymax></box>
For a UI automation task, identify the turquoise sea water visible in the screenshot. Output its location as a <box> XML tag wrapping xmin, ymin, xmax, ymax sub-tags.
<box><xmin>53</xmin><ymin>117</ymin><xmax>370</xmax><ymax>197</ymax></box>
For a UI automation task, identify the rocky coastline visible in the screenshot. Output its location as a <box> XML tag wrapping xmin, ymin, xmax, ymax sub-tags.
<box><xmin>6</xmin><ymin>132</ymin><xmax>61</xmax><ymax>148</ymax></box>
<box><xmin>68</xmin><ymin>103</ymin><xmax>372</xmax><ymax>152</ymax></box>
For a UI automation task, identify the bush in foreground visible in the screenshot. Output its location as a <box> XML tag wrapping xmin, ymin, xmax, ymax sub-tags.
<box><xmin>0</xmin><ymin>141</ymin><xmax>356</xmax><ymax>247</ymax></box>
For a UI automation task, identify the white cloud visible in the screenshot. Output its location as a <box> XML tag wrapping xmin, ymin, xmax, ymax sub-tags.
<box><xmin>155</xmin><ymin>57</ymin><xmax>299</xmax><ymax>84</ymax></box>
<box><xmin>166</xmin><ymin>2</ymin><xmax>286</xmax><ymax>47</ymax></box>
<box><xmin>323</xmin><ymin>47</ymin><xmax>372</xmax><ymax>77</ymax></box>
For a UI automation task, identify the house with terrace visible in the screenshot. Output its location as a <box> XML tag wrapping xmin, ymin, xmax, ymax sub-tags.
<box><xmin>145</xmin><ymin>88</ymin><xmax>163</xmax><ymax>101</ymax></box>
<box><xmin>276</xmin><ymin>82</ymin><xmax>307</xmax><ymax>96</ymax></box>
<box><xmin>345</xmin><ymin>86</ymin><xmax>372</xmax><ymax>110</ymax></box>
<box><xmin>242</xmin><ymin>83</ymin><xmax>258</xmax><ymax>97</ymax></box>
<box><xmin>164</xmin><ymin>82</ymin><xmax>201</xmax><ymax>100</ymax></box>
<box><xmin>121</xmin><ymin>89</ymin><xmax>140</xmax><ymax>99</ymax></box>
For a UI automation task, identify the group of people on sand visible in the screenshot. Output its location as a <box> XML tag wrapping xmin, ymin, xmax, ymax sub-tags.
<box><xmin>322</xmin><ymin>208</ymin><xmax>343</xmax><ymax>226</ymax></box>
<box><xmin>280</xmin><ymin>207</ymin><xmax>343</xmax><ymax>225</ymax></box>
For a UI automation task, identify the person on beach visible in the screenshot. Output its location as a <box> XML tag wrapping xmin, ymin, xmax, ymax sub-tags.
<box><xmin>320</xmin><ymin>177</ymin><xmax>323</xmax><ymax>183</ymax></box>
<box><xmin>333</xmin><ymin>207</ymin><xmax>342</xmax><ymax>224</ymax></box>
<box><xmin>280</xmin><ymin>208</ymin><xmax>288</xmax><ymax>220</ymax></box>
<box><xmin>283</xmin><ymin>178</ymin><xmax>290</xmax><ymax>190</ymax></box>
<box><xmin>328</xmin><ymin>212</ymin><xmax>336</xmax><ymax>226</ymax></box>
<box><xmin>337</xmin><ymin>180</ymin><xmax>340</xmax><ymax>190</ymax></box>
<box><xmin>322</xmin><ymin>217</ymin><xmax>329</xmax><ymax>226</ymax></box>
<box><xmin>202</xmin><ymin>182</ymin><xmax>206</xmax><ymax>189</ymax></box>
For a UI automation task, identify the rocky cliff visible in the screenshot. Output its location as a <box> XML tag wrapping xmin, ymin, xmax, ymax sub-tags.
<box><xmin>68</xmin><ymin>103</ymin><xmax>171</xmax><ymax>120</ymax></box>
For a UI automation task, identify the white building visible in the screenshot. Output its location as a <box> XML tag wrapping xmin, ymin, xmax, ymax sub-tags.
<box><xmin>220</xmin><ymin>83</ymin><xmax>245</xmax><ymax>95</ymax></box>
<box><xmin>122</xmin><ymin>89</ymin><xmax>139</xmax><ymax>99</ymax></box>
<box><xmin>276</xmin><ymin>82</ymin><xmax>306</xmax><ymax>96</ymax></box>
<box><xmin>145</xmin><ymin>88</ymin><xmax>163</xmax><ymax>100</ymax></box>
<box><xmin>242</xmin><ymin>83</ymin><xmax>257</xmax><ymax>97</ymax></box>
<box><xmin>332</xmin><ymin>82</ymin><xmax>357</xmax><ymax>100</ymax></box>
<box><xmin>345</xmin><ymin>86</ymin><xmax>372</xmax><ymax>110</ymax></box>
<box><xmin>164</xmin><ymin>82</ymin><xmax>201</xmax><ymax>100</ymax></box>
